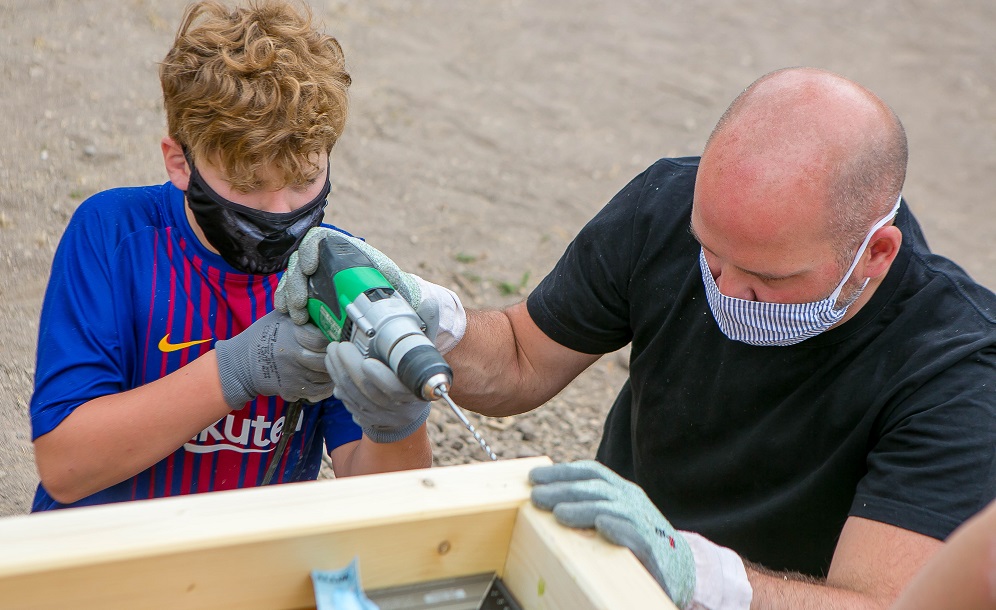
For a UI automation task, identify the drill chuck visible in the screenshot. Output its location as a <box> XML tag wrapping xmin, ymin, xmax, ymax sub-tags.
<box><xmin>345</xmin><ymin>291</ymin><xmax>454</xmax><ymax>401</ymax></box>
<box><xmin>394</xmin><ymin>342</ymin><xmax>453</xmax><ymax>400</ymax></box>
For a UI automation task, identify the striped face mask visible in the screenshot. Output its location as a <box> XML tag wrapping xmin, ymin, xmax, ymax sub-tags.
<box><xmin>699</xmin><ymin>196</ymin><xmax>901</xmax><ymax>346</ymax></box>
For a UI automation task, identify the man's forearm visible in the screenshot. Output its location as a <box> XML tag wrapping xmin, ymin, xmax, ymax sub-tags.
<box><xmin>33</xmin><ymin>351</ymin><xmax>232</xmax><ymax>504</ymax></box>
<box><xmin>445</xmin><ymin>309</ymin><xmax>535</xmax><ymax>415</ymax></box>
<box><xmin>746</xmin><ymin>564</ymin><xmax>894</xmax><ymax>610</ymax></box>
<box><xmin>446</xmin><ymin>304</ymin><xmax>599</xmax><ymax>417</ymax></box>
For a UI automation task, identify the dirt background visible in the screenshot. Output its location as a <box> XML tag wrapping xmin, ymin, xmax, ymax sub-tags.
<box><xmin>1</xmin><ymin>0</ymin><xmax>993</xmax><ymax>518</ymax></box>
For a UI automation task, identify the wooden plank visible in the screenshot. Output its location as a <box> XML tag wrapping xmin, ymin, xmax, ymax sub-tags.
<box><xmin>0</xmin><ymin>457</ymin><xmax>549</xmax><ymax>609</ymax></box>
<box><xmin>503</xmin><ymin>503</ymin><xmax>676</xmax><ymax>610</ymax></box>
<box><xmin>0</xmin><ymin>456</ymin><xmax>672</xmax><ymax>609</ymax></box>
<box><xmin>1</xmin><ymin>512</ymin><xmax>514</xmax><ymax>609</ymax></box>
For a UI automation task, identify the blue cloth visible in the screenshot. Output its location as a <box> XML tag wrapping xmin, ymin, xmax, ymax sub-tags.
<box><xmin>31</xmin><ymin>182</ymin><xmax>362</xmax><ymax>510</ymax></box>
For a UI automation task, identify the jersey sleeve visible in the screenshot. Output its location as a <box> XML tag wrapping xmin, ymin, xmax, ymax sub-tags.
<box><xmin>526</xmin><ymin>170</ymin><xmax>650</xmax><ymax>354</ymax></box>
<box><xmin>319</xmin><ymin>396</ymin><xmax>363</xmax><ymax>452</ymax></box>
<box><xmin>30</xmin><ymin>199</ymin><xmax>131</xmax><ymax>439</ymax></box>
<box><xmin>851</xmin><ymin>346</ymin><xmax>996</xmax><ymax>539</ymax></box>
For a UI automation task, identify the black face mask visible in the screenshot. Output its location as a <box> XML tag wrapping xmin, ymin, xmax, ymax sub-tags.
<box><xmin>184</xmin><ymin>156</ymin><xmax>331</xmax><ymax>275</ymax></box>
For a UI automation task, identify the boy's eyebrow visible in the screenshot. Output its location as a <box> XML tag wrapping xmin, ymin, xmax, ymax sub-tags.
<box><xmin>687</xmin><ymin>220</ymin><xmax>799</xmax><ymax>281</ymax></box>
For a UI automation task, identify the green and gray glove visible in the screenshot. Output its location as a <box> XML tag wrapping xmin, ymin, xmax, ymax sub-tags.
<box><xmin>324</xmin><ymin>341</ymin><xmax>430</xmax><ymax>443</ymax></box>
<box><xmin>529</xmin><ymin>460</ymin><xmax>697</xmax><ymax>608</ymax></box>
<box><xmin>530</xmin><ymin>461</ymin><xmax>753</xmax><ymax>609</ymax></box>
<box><xmin>274</xmin><ymin>227</ymin><xmax>465</xmax><ymax>353</ymax></box>
<box><xmin>214</xmin><ymin>309</ymin><xmax>333</xmax><ymax>409</ymax></box>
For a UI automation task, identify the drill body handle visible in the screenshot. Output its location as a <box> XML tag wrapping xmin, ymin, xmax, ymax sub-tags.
<box><xmin>304</xmin><ymin>233</ymin><xmax>453</xmax><ymax>401</ymax></box>
<box><xmin>306</xmin><ymin>233</ymin><xmax>395</xmax><ymax>343</ymax></box>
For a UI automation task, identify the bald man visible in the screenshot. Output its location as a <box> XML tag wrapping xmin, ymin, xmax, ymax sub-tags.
<box><xmin>280</xmin><ymin>68</ymin><xmax>996</xmax><ymax>609</ymax></box>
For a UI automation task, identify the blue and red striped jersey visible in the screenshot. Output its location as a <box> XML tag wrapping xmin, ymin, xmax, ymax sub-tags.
<box><xmin>30</xmin><ymin>182</ymin><xmax>361</xmax><ymax>511</ymax></box>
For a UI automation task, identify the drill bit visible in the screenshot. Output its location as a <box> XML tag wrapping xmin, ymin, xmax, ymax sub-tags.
<box><xmin>434</xmin><ymin>385</ymin><xmax>498</xmax><ymax>461</ymax></box>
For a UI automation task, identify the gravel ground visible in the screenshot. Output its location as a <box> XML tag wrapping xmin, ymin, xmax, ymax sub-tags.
<box><xmin>1</xmin><ymin>0</ymin><xmax>994</xmax><ymax>516</ymax></box>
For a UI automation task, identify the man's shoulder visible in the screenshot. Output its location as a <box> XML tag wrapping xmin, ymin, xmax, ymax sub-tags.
<box><xmin>900</xmin><ymin>239</ymin><xmax>996</xmax><ymax>329</ymax></box>
<box><xmin>878</xmin><ymin>205</ymin><xmax>995</xmax><ymax>331</ymax></box>
<box><xmin>642</xmin><ymin>156</ymin><xmax>701</xmax><ymax>187</ymax></box>
<box><xmin>920</xmin><ymin>260</ymin><xmax>996</xmax><ymax>326</ymax></box>
<box><xmin>654</xmin><ymin>156</ymin><xmax>701</xmax><ymax>169</ymax></box>
<box><xmin>606</xmin><ymin>157</ymin><xmax>699</xmax><ymax>240</ymax></box>
<box><xmin>606</xmin><ymin>156</ymin><xmax>699</xmax><ymax>216</ymax></box>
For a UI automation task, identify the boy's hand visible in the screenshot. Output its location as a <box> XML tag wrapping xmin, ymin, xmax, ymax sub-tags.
<box><xmin>214</xmin><ymin>310</ymin><xmax>333</xmax><ymax>409</ymax></box>
<box><xmin>274</xmin><ymin>227</ymin><xmax>466</xmax><ymax>354</ymax></box>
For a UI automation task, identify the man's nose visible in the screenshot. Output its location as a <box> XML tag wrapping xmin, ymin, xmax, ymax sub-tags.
<box><xmin>714</xmin><ymin>267</ymin><xmax>758</xmax><ymax>301</ymax></box>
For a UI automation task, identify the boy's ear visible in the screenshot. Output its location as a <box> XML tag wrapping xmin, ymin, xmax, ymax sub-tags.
<box><xmin>161</xmin><ymin>136</ymin><xmax>190</xmax><ymax>191</ymax></box>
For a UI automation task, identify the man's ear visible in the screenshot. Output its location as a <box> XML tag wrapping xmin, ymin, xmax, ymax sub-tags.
<box><xmin>161</xmin><ymin>136</ymin><xmax>190</xmax><ymax>191</ymax></box>
<box><xmin>862</xmin><ymin>225</ymin><xmax>903</xmax><ymax>280</ymax></box>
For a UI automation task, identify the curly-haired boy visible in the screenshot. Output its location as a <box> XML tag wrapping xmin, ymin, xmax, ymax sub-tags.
<box><xmin>29</xmin><ymin>0</ymin><xmax>430</xmax><ymax>511</ymax></box>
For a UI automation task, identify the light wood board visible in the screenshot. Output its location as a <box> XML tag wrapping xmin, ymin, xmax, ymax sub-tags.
<box><xmin>0</xmin><ymin>457</ymin><xmax>673</xmax><ymax>609</ymax></box>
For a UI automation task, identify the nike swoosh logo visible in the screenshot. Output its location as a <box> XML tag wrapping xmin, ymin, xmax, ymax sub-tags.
<box><xmin>158</xmin><ymin>334</ymin><xmax>211</xmax><ymax>353</ymax></box>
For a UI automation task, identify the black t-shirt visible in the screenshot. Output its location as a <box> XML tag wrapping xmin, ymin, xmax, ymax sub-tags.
<box><xmin>527</xmin><ymin>157</ymin><xmax>996</xmax><ymax>576</ymax></box>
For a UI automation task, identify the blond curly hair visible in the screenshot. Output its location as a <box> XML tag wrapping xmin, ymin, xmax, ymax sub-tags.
<box><xmin>160</xmin><ymin>0</ymin><xmax>350</xmax><ymax>192</ymax></box>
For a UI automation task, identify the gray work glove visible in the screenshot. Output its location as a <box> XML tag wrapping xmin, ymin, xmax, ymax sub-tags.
<box><xmin>324</xmin><ymin>341</ymin><xmax>431</xmax><ymax>443</ymax></box>
<box><xmin>530</xmin><ymin>460</ymin><xmax>697</xmax><ymax>609</ymax></box>
<box><xmin>214</xmin><ymin>309</ymin><xmax>333</xmax><ymax>409</ymax></box>
<box><xmin>274</xmin><ymin>227</ymin><xmax>439</xmax><ymax>337</ymax></box>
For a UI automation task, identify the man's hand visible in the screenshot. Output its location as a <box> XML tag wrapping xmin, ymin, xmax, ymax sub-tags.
<box><xmin>274</xmin><ymin>227</ymin><xmax>466</xmax><ymax>353</ymax></box>
<box><xmin>274</xmin><ymin>227</ymin><xmax>339</xmax><ymax>326</ymax></box>
<box><xmin>530</xmin><ymin>460</ymin><xmax>698</xmax><ymax>607</ymax></box>
<box><xmin>214</xmin><ymin>310</ymin><xmax>333</xmax><ymax>409</ymax></box>
<box><xmin>325</xmin><ymin>341</ymin><xmax>431</xmax><ymax>443</ymax></box>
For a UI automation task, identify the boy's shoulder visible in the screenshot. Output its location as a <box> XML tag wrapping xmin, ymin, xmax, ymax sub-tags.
<box><xmin>67</xmin><ymin>183</ymin><xmax>180</xmax><ymax>244</ymax></box>
<box><xmin>73</xmin><ymin>183</ymin><xmax>173</xmax><ymax>225</ymax></box>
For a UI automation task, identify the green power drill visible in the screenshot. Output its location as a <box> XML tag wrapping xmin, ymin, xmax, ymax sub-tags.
<box><xmin>305</xmin><ymin>231</ymin><xmax>497</xmax><ymax>460</ymax></box>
